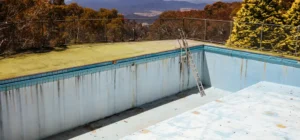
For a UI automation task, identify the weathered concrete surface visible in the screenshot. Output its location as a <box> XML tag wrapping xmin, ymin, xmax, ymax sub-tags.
<box><xmin>122</xmin><ymin>82</ymin><xmax>300</xmax><ymax>140</ymax></box>
<box><xmin>203</xmin><ymin>51</ymin><xmax>300</xmax><ymax>92</ymax></box>
<box><xmin>2</xmin><ymin>43</ymin><xmax>300</xmax><ymax>140</ymax></box>
<box><xmin>46</xmin><ymin>87</ymin><xmax>231</xmax><ymax>140</ymax></box>
<box><xmin>0</xmin><ymin>52</ymin><xmax>204</xmax><ymax>140</ymax></box>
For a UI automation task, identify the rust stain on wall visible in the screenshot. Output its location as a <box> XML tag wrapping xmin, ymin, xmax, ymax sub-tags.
<box><xmin>179</xmin><ymin>61</ymin><xmax>184</xmax><ymax>91</ymax></box>
<box><xmin>131</xmin><ymin>67</ymin><xmax>136</xmax><ymax>108</ymax></box>
<box><xmin>57</xmin><ymin>80</ymin><xmax>61</xmax><ymax>98</ymax></box>
<box><xmin>244</xmin><ymin>60</ymin><xmax>248</xmax><ymax>79</ymax></box>
<box><xmin>240</xmin><ymin>59</ymin><xmax>244</xmax><ymax>80</ymax></box>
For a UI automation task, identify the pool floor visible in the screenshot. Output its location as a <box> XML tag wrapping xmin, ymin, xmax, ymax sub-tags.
<box><xmin>45</xmin><ymin>87</ymin><xmax>231</xmax><ymax>140</ymax></box>
<box><xmin>121</xmin><ymin>82</ymin><xmax>300</xmax><ymax>140</ymax></box>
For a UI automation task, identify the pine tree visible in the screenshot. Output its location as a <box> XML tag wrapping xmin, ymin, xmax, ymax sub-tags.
<box><xmin>227</xmin><ymin>0</ymin><xmax>285</xmax><ymax>51</ymax></box>
<box><xmin>227</xmin><ymin>0</ymin><xmax>261</xmax><ymax>48</ymax></box>
<box><xmin>286</xmin><ymin>0</ymin><xmax>300</xmax><ymax>26</ymax></box>
<box><xmin>278</xmin><ymin>0</ymin><xmax>300</xmax><ymax>55</ymax></box>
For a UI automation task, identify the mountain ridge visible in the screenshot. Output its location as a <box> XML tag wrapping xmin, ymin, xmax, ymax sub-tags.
<box><xmin>67</xmin><ymin>0</ymin><xmax>206</xmax><ymax>15</ymax></box>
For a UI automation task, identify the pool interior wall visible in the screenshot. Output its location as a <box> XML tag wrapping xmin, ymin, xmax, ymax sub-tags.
<box><xmin>1</xmin><ymin>45</ymin><xmax>300</xmax><ymax>140</ymax></box>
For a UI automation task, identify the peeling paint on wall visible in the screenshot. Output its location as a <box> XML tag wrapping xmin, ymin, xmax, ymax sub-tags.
<box><xmin>204</xmin><ymin>51</ymin><xmax>300</xmax><ymax>92</ymax></box>
<box><xmin>0</xmin><ymin>51</ymin><xmax>204</xmax><ymax>140</ymax></box>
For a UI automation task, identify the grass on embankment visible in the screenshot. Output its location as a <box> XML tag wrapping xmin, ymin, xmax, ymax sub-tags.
<box><xmin>0</xmin><ymin>40</ymin><xmax>203</xmax><ymax>80</ymax></box>
<box><xmin>1</xmin><ymin>40</ymin><xmax>299</xmax><ymax>81</ymax></box>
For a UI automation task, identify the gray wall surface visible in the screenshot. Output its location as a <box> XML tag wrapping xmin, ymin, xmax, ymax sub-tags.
<box><xmin>0</xmin><ymin>51</ymin><xmax>203</xmax><ymax>140</ymax></box>
<box><xmin>203</xmin><ymin>46</ymin><xmax>300</xmax><ymax>92</ymax></box>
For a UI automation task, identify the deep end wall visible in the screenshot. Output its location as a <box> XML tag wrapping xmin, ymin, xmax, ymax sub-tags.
<box><xmin>203</xmin><ymin>46</ymin><xmax>300</xmax><ymax>92</ymax></box>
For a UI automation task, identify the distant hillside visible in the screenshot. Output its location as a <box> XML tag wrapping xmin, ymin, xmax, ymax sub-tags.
<box><xmin>68</xmin><ymin>0</ymin><xmax>206</xmax><ymax>15</ymax></box>
<box><xmin>124</xmin><ymin>14</ymin><xmax>159</xmax><ymax>24</ymax></box>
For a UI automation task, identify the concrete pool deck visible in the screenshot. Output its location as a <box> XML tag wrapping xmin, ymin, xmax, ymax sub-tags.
<box><xmin>0</xmin><ymin>40</ymin><xmax>203</xmax><ymax>80</ymax></box>
<box><xmin>121</xmin><ymin>82</ymin><xmax>300</xmax><ymax>140</ymax></box>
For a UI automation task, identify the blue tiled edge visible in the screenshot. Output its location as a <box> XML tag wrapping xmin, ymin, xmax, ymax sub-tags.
<box><xmin>204</xmin><ymin>45</ymin><xmax>300</xmax><ymax>68</ymax></box>
<box><xmin>1</xmin><ymin>45</ymin><xmax>300</xmax><ymax>92</ymax></box>
<box><xmin>0</xmin><ymin>46</ymin><xmax>204</xmax><ymax>91</ymax></box>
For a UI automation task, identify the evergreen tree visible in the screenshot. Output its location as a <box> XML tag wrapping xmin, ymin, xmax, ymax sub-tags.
<box><xmin>278</xmin><ymin>0</ymin><xmax>300</xmax><ymax>55</ymax></box>
<box><xmin>227</xmin><ymin>0</ymin><xmax>261</xmax><ymax>48</ymax></box>
<box><xmin>286</xmin><ymin>0</ymin><xmax>300</xmax><ymax>26</ymax></box>
<box><xmin>227</xmin><ymin>0</ymin><xmax>285</xmax><ymax>51</ymax></box>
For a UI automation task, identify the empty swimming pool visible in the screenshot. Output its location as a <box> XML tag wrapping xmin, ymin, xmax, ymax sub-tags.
<box><xmin>0</xmin><ymin>40</ymin><xmax>300</xmax><ymax>140</ymax></box>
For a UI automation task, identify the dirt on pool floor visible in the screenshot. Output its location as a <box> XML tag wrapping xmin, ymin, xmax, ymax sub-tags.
<box><xmin>121</xmin><ymin>82</ymin><xmax>300</xmax><ymax>140</ymax></box>
<box><xmin>0</xmin><ymin>40</ymin><xmax>203</xmax><ymax>80</ymax></box>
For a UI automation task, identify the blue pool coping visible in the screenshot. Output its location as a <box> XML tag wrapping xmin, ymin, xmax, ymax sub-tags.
<box><xmin>204</xmin><ymin>45</ymin><xmax>300</xmax><ymax>67</ymax></box>
<box><xmin>0</xmin><ymin>45</ymin><xmax>300</xmax><ymax>92</ymax></box>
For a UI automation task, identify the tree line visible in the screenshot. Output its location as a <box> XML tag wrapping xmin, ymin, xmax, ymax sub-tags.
<box><xmin>150</xmin><ymin>2</ymin><xmax>241</xmax><ymax>42</ymax></box>
<box><xmin>0</xmin><ymin>0</ymin><xmax>126</xmax><ymax>54</ymax></box>
<box><xmin>0</xmin><ymin>1</ymin><xmax>243</xmax><ymax>55</ymax></box>
<box><xmin>1</xmin><ymin>0</ymin><xmax>299</xmax><ymax>56</ymax></box>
